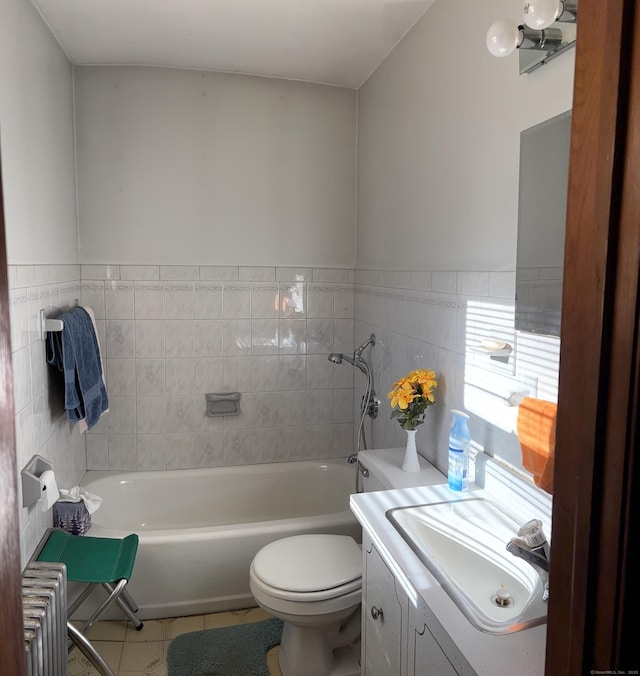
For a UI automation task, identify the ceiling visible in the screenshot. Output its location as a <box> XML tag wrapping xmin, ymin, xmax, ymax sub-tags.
<box><xmin>31</xmin><ymin>0</ymin><xmax>436</xmax><ymax>89</ymax></box>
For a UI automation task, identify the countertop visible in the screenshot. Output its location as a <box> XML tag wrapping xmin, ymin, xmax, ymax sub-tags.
<box><xmin>351</xmin><ymin>449</ymin><xmax>548</xmax><ymax>676</ymax></box>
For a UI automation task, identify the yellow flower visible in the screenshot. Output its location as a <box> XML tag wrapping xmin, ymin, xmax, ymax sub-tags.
<box><xmin>388</xmin><ymin>380</ymin><xmax>415</xmax><ymax>410</ymax></box>
<box><xmin>387</xmin><ymin>368</ymin><xmax>438</xmax><ymax>430</ymax></box>
<box><xmin>408</xmin><ymin>369</ymin><xmax>437</xmax><ymax>389</ymax></box>
<box><xmin>390</xmin><ymin>376</ymin><xmax>409</xmax><ymax>390</ymax></box>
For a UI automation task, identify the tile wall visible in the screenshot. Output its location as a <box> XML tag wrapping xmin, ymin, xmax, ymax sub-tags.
<box><xmin>80</xmin><ymin>265</ymin><xmax>356</xmax><ymax>471</ymax></box>
<box><xmin>8</xmin><ymin>262</ymin><xmax>560</xmax><ymax>564</ymax></box>
<box><xmin>353</xmin><ymin>269</ymin><xmax>561</xmax><ymax>478</ymax></box>
<box><xmin>8</xmin><ymin>264</ymin><xmax>86</xmax><ymax>566</ymax></box>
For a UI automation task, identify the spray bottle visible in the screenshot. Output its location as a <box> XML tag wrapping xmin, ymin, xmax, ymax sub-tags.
<box><xmin>448</xmin><ymin>409</ymin><xmax>471</xmax><ymax>492</ymax></box>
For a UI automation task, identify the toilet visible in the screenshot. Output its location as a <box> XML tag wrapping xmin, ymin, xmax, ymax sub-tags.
<box><xmin>249</xmin><ymin>533</ymin><xmax>362</xmax><ymax>676</ymax></box>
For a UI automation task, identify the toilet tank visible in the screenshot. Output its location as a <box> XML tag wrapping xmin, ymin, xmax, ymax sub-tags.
<box><xmin>359</xmin><ymin>448</ymin><xmax>446</xmax><ymax>492</ymax></box>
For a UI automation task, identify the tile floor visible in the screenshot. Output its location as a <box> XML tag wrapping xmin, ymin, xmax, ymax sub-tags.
<box><xmin>68</xmin><ymin>606</ymin><xmax>282</xmax><ymax>676</ymax></box>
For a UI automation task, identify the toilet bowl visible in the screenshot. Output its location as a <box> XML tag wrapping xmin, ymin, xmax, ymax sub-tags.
<box><xmin>249</xmin><ymin>533</ymin><xmax>362</xmax><ymax>676</ymax></box>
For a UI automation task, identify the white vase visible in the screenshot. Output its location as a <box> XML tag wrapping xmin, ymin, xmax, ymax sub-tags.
<box><xmin>402</xmin><ymin>429</ymin><xmax>421</xmax><ymax>472</ymax></box>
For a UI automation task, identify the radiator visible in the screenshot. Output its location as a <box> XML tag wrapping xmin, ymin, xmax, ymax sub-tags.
<box><xmin>22</xmin><ymin>561</ymin><xmax>68</xmax><ymax>676</ymax></box>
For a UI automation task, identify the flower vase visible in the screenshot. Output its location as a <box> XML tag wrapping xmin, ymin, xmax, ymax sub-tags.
<box><xmin>402</xmin><ymin>429</ymin><xmax>420</xmax><ymax>472</ymax></box>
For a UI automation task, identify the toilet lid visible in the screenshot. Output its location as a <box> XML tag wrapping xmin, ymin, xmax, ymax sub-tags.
<box><xmin>252</xmin><ymin>534</ymin><xmax>361</xmax><ymax>593</ymax></box>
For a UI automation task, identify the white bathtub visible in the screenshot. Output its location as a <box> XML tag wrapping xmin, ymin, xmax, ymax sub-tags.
<box><xmin>81</xmin><ymin>459</ymin><xmax>361</xmax><ymax>619</ymax></box>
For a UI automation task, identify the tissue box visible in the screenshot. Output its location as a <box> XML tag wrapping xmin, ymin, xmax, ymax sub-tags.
<box><xmin>53</xmin><ymin>500</ymin><xmax>92</xmax><ymax>535</ymax></box>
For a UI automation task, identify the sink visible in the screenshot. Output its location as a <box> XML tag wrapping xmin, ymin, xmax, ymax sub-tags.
<box><xmin>386</xmin><ymin>497</ymin><xmax>548</xmax><ymax>635</ymax></box>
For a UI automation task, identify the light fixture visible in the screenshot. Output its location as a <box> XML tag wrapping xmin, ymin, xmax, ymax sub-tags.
<box><xmin>486</xmin><ymin>21</ymin><xmax>562</xmax><ymax>58</ymax></box>
<box><xmin>523</xmin><ymin>0</ymin><xmax>577</xmax><ymax>30</ymax></box>
<box><xmin>486</xmin><ymin>0</ymin><xmax>578</xmax><ymax>73</ymax></box>
<box><xmin>486</xmin><ymin>20</ymin><xmax>522</xmax><ymax>58</ymax></box>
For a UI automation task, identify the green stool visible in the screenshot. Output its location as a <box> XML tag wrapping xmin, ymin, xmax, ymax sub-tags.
<box><xmin>36</xmin><ymin>528</ymin><xmax>144</xmax><ymax>675</ymax></box>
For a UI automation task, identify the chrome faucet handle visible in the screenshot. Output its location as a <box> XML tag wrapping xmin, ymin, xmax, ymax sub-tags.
<box><xmin>507</xmin><ymin>517</ymin><xmax>551</xmax><ymax>601</ymax></box>
<box><xmin>517</xmin><ymin>519</ymin><xmax>547</xmax><ymax>549</ymax></box>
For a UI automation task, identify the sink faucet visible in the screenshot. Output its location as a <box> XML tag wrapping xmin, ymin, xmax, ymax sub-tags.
<box><xmin>506</xmin><ymin>519</ymin><xmax>550</xmax><ymax>601</ymax></box>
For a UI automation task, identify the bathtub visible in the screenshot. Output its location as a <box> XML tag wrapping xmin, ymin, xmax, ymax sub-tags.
<box><xmin>81</xmin><ymin>459</ymin><xmax>361</xmax><ymax>619</ymax></box>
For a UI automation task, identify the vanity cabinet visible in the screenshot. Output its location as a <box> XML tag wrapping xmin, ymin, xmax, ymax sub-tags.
<box><xmin>362</xmin><ymin>532</ymin><xmax>475</xmax><ymax>676</ymax></box>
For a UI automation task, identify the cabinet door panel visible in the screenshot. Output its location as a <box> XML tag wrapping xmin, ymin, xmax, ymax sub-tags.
<box><xmin>364</xmin><ymin>542</ymin><xmax>407</xmax><ymax>676</ymax></box>
<box><xmin>409</xmin><ymin>596</ymin><xmax>476</xmax><ymax>676</ymax></box>
<box><xmin>412</xmin><ymin>623</ymin><xmax>458</xmax><ymax>676</ymax></box>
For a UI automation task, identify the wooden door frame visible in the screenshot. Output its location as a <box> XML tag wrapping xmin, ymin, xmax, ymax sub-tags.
<box><xmin>0</xmin><ymin>156</ymin><xmax>27</xmax><ymax>674</ymax></box>
<box><xmin>546</xmin><ymin>0</ymin><xmax>639</xmax><ymax>672</ymax></box>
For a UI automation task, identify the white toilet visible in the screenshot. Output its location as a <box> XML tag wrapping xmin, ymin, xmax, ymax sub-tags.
<box><xmin>249</xmin><ymin>533</ymin><xmax>362</xmax><ymax>676</ymax></box>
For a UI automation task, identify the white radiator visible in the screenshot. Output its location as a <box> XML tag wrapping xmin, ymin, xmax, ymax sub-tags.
<box><xmin>22</xmin><ymin>561</ymin><xmax>68</xmax><ymax>676</ymax></box>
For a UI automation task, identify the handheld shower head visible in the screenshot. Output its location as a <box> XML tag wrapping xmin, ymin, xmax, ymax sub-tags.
<box><xmin>329</xmin><ymin>352</ymin><xmax>361</xmax><ymax>370</ymax></box>
<box><xmin>328</xmin><ymin>335</ymin><xmax>376</xmax><ymax>373</ymax></box>
<box><xmin>327</xmin><ymin>351</ymin><xmax>370</xmax><ymax>375</ymax></box>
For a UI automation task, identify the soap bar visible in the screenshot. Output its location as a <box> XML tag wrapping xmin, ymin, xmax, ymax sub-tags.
<box><xmin>481</xmin><ymin>338</ymin><xmax>507</xmax><ymax>351</ymax></box>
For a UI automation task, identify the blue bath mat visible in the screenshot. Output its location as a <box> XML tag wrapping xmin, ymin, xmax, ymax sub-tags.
<box><xmin>167</xmin><ymin>617</ymin><xmax>283</xmax><ymax>676</ymax></box>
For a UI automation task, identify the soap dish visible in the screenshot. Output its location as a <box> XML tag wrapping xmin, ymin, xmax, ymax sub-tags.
<box><xmin>472</xmin><ymin>339</ymin><xmax>513</xmax><ymax>358</ymax></box>
<box><xmin>205</xmin><ymin>392</ymin><xmax>241</xmax><ymax>416</ymax></box>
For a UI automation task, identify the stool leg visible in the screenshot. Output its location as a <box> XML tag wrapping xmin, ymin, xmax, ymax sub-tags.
<box><xmin>68</xmin><ymin>583</ymin><xmax>99</xmax><ymax>617</ymax></box>
<box><xmin>119</xmin><ymin>587</ymin><xmax>140</xmax><ymax>613</ymax></box>
<box><xmin>80</xmin><ymin>579</ymin><xmax>129</xmax><ymax>635</ymax></box>
<box><xmin>67</xmin><ymin>622</ymin><xmax>115</xmax><ymax>676</ymax></box>
<box><xmin>102</xmin><ymin>582</ymin><xmax>144</xmax><ymax>630</ymax></box>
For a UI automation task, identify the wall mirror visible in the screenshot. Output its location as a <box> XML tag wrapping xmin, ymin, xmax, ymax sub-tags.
<box><xmin>515</xmin><ymin>109</ymin><xmax>572</xmax><ymax>337</ymax></box>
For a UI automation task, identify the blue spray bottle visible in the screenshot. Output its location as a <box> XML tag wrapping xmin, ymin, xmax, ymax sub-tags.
<box><xmin>448</xmin><ymin>410</ymin><xmax>471</xmax><ymax>491</ymax></box>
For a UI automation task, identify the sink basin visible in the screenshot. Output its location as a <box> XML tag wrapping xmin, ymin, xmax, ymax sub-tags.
<box><xmin>387</xmin><ymin>497</ymin><xmax>548</xmax><ymax>635</ymax></box>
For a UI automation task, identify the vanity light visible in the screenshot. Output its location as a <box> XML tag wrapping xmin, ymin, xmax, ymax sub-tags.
<box><xmin>486</xmin><ymin>21</ymin><xmax>562</xmax><ymax>57</ymax></box>
<box><xmin>486</xmin><ymin>0</ymin><xmax>577</xmax><ymax>70</ymax></box>
<box><xmin>486</xmin><ymin>20</ymin><xmax>522</xmax><ymax>57</ymax></box>
<box><xmin>523</xmin><ymin>0</ymin><xmax>577</xmax><ymax>30</ymax></box>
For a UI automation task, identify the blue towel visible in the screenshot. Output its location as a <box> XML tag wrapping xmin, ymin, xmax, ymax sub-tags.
<box><xmin>46</xmin><ymin>307</ymin><xmax>108</xmax><ymax>430</ymax></box>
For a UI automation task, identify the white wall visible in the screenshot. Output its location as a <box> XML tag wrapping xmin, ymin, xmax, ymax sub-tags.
<box><xmin>355</xmin><ymin>0</ymin><xmax>573</xmax><ymax>480</ymax></box>
<box><xmin>75</xmin><ymin>66</ymin><xmax>357</xmax><ymax>267</ymax></box>
<box><xmin>0</xmin><ymin>0</ymin><xmax>78</xmax><ymax>264</ymax></box>
<box><xmin>0</xmin><ymin>0</ymin><xmax>84</xmax><ymax>565</ymax></box>
<box><xmin>356</xmin><ymin>0</ymin><xmax>575</xmax><ymax>272</ymax></box>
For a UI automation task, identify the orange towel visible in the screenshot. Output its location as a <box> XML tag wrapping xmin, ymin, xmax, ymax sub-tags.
<box><xmin>516</xmin><ymin>397</ymin><xmax>557</xmax><ymax>494</ymax></box>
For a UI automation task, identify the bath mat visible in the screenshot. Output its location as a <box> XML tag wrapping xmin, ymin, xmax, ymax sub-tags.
<box><xmin>167</xmin><ymin>617</ymin><xmax>283</xmax><ymax>676</ymax></box>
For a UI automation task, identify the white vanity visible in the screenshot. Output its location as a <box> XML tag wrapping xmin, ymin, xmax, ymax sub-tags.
<box><xmin>352</xmin><ymin>449</ymin><xmax>551</xmax><ymax>676</ymax></box>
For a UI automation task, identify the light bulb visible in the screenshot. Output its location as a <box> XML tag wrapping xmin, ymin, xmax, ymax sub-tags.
<box><xmin>523</xmin><ymin>0</ymin><xmax>562</xmax><ymax>30</ymax></box>
<box><xmin>486</xmin><ymin>21</ymin><xmax>522</xmax><ymax>57</ymax></box>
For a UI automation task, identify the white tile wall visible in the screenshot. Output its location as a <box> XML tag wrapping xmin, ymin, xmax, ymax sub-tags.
<box><xmin>83</xmin><ymin>266</ymin><xmax>356</xmax><ymax>470</ymax></box>
<box><xmin>9</xmin><ymin>265</ymin><xmax>85</xmax><ymax>567</ymax></box>
<box><xmin>354</xmin><ymin>269</ymin><xmax>560</xmax><ymax>479</ymax></box>
<box><xmin>9</xmin><ymin>262</ymin><xmax>559</xmax><ymax>566</ymax></box>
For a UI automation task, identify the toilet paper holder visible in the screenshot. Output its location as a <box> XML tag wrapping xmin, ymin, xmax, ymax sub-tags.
<box><xmin>21</xmin><ymin>455</ymin><xmax>53</xmax><ymax>507</ymax></box>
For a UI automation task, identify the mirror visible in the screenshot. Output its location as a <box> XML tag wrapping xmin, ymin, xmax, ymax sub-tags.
<box><xmin>515</xmin><ymin>110</ymin><xmax>571</xmax><ymax>337</ymax></box>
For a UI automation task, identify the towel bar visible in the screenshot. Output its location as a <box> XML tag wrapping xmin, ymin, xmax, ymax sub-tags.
<box><xmin>39</xmin><ymin>300</ymin><xmax>80</xmax><ymax>340</ymax></box>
